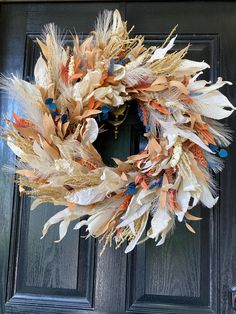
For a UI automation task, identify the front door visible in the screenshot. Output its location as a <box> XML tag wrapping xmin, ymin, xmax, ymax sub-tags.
<box><xmin>0</xmin><ymin>2</ymin><xmax>236</xmax><ymax>314</ymax></box>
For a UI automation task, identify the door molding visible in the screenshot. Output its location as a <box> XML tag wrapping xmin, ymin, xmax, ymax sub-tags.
<box><xmin>0</xmin><ymin>0</ymin><xmax>233</xmax><ymax>3</ymax></box>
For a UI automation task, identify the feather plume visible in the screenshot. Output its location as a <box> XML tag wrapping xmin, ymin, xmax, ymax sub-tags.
<box><xmin>205</xmin><ymin>119</ymin><xmax>233</xmax><ymax>147</ymax></box>
<box><xmin>94</xmin><ymin>10</ymin><xmax>113</xmax><ymax>46</ymax></box>
<box><xmin>204</xmin><ymin>151</ymin><xmax>224</xmax><ymax>173</ymax></box>
<box><xmin>34</xmin><ymin>54</ymin><xmax>51</xmax><ymax>88</ymax></box>
<box><xmin>40</xmin><ymin>23</ymin><xmax>67</xmax><ymax>89</ymax></box>
<box><xmin>123</xmin><ymin>66</ymin><xmax>153</xmax><ymax>87</ymax></box>
<box><xmin>0</xmin><ymin>74</ymin><xmax>45</xmax><ymax>133</ymax></box>
<box><xmin>125</xmin><ymin>212</ymin><xmax>149</xmax><ymax>253</ymax></box>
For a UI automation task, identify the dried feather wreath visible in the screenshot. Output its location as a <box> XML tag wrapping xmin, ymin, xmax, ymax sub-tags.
<box><xmin>1</xmin><ymin>10</ymin><xmax>235</xmax><ymax>254</ymax></box>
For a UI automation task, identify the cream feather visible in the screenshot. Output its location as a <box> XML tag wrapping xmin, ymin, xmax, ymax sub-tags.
<box><xmin>41</xmin><ymin>23</ymin><xmax>67</xmax><ymax>90</ymax></box>
<box><xmin>0</xmin><ymin>74</ymin><xmax>45</xmax><ymax>133</ymax></box>
<box><xmin>94</xmin><ymin>10</ymin><xmax>113</xmax><ymax>45</ymax></box>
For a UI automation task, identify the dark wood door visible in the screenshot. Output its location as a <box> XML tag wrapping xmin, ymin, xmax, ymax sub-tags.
<box><xmin>0</xmin><ymin>2</ymin><xmax>236</xmax><ymax>314</ymax></box>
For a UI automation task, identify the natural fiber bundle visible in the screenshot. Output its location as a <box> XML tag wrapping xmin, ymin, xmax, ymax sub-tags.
<box><xmin>1</xmin><ymin>10</ymin><xmax>234</xmax><ymax>253</ymax></box>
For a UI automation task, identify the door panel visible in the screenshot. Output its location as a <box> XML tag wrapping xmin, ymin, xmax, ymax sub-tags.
<box><xmin>0</xmin><ymin>2</ymin><xmax>236</xmax><ymax>314</ymax></box>
<box><xmin>126</xmin><ymin>33</ymin><xmax>218</xmax><ymax>314</ymax></box>
<box><xmin>126</xmin><ymin>4</ymin><xmax>236</xmax><ymax>313</ymax></box>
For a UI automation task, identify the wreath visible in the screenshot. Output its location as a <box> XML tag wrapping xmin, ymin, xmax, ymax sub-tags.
<box><xmin>1</xmin><ymin>10</ymin><xmax>234</xmax><ymax>254</ymax></box>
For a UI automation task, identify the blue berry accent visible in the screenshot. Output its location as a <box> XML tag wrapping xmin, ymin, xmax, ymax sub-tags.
<box><xmin>149</xmin><ymin>177</ymin><xmax>163</xmax><ymax>189</ymax></box>
<box><xmin>108</xmin><ymin>59</ymin><xmax>115</xmax><ymax>76</ymax></box>
<box><xmin>137</xmin><ymin>104</ymin><xmax>144</xmax><ymax>123</ymax></box>
<box><xmin>48</xmin><ymin>103</ymin><xmax>57</xmax><ymax>111</ymax></box>
<box><xmin>101</xmin><ymin>106</ymin><xmax>111</xmax><ymax>113</ymax></box>
<box><xmin>61</xmin><ymin>114</ymin><xmax>68</xmax><ymax>123</ymax></box>
<box><xmin>219</xmin><ymin>148</ymin><xmax>228</xmax><ymax>158</ymax></box>
<box><xmin>208</xmin><ymin>144</ymin><xmax>218</xmax><ymax>152</ymax></box>
<box><xmin>101</xmin><ymin>106</ymin><xmax>112</xmax><ymax>120</ymax></box>
<box><xmin>45</xmin><ymin>98</ymin><xmax>53</xmax><ymax>105</ymax></box>
<box><xmin>115</xmin><ymin>57</ymin><xmax>130</xmax><ymax>65</ymax></box>
<box><xmin>51</xmin><ymin>112</ymin><xmax>58</xmax><ymax>119</ymax></box>
<box><xmin>145</xmin><ymin>125</ymin><xmax>151</xmax><ymax>133</ymax></box>
<box><xmin>125</xmin><ymin>182</ymin><xmax>137</xmax><ymax>195</ymax></box>
<box><xmin>208</xmin><ymin>144</ymin><xmax>229</xmax><ymax>158</ymax></box>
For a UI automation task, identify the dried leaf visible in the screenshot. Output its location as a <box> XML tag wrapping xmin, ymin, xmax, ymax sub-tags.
<box><xmin>185</xmin><ymin>222</ymin><xmax>196</xmax><ymax>234</ymax></box>
<box><xmin>159</xmin><ymin>174</ymin><xmax>168</xmax><ymax>208</ymax></box>
<box><xmin>128</xmin><ymin>153</ymin><xmax>149</xmax><ymax>161</ymax></box>
<box><xmin>169</xmin><ymin>80</ymin><xmax>189</xmax><ymax>95</ymax></box>
<box><xmin>62</xmin><ymin>121</ymin><xmax>69</xmax><ymax>137</ymax></box>
<box><xmin>148</xmin><ymin>137</ymin><xmax>162</xmax><ymax>153</ymax></box>
<box><xmin>81</xmin><ymin>118</ymin><xmax>99</xmax><ymax>144</ymax></box>
<box><xmin>42</xmin><ymin>139</ymin><xmax>60</xmax><ymax>159</ymax></box>
<box><xmin>31</xmin><ymin>198</ymin><xmax>45</xmax><ymax>211</ymax></box>
<box><xmin>121</xmin><ymin>172</ymin><xmax>128</xmax><ymax>181</ymax></box>
<box><xmin>140</xmin><ymin>84</ymin><xmax>167</xmax><ymax>92</ymax></box>
<box><xmin>43</xmin><ymin>113</ymin><xmax>56</xmax><ymax>143</ymax></box>
<box><xmin>57</xmin><ymin>119</ymin><xmax>63</xmax><ymax>139</ymax></box>
<box><xmin>14</xmin><ymin>126</ymin><xmax>39</xmax><ymax>140</ymax></box>
<box><xmin>36</xmin><ymin>38</ymin><xmax>48</xmax><ymax>59</ymax></box>
<box><xmin>185</xmin><ymin>212</ymin><xmax>202</xmax><ymax>221</ymax></box>
<box><xmin>16</xmin><ymin>169</ymin><xmax>34</xmax><ymax>177</ymax></box>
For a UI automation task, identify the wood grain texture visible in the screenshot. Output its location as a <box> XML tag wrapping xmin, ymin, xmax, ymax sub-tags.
<box><xmin>145</xmin><ymin>215</ymin><xmax>201</xmax><ymax>298</ymax></box>
<box><xmin>25</xmin><ymin>203</ymin><xmax>80</xmax><ymax>290</ymax></box>
<box><xmin>0</xmin><ymin>4</ymin><xmax>28</xmax><ymax>314</ymax></box>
